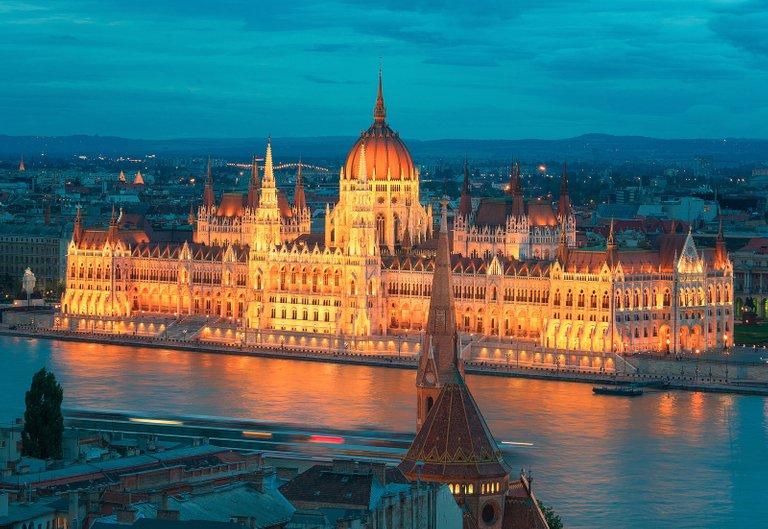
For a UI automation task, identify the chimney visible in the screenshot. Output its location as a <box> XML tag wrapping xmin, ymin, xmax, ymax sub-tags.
<box><xmin>68</xmin><ymin>492</ymin><xmax>80</xmax><ymax>529</ymax></box>
<box><xmin>0</xmin><ymin>493</ymin><xmax>8</xmax><ymax>517</ymax></box>
<box><xmin>157</xmin><ymin>509</ymin><xmax>180</xmax><ymax>521</ymax></box>
<box><xmin>276</xmin><ymin>467</ymin><xmax>298</xmax><ymax>480</ymax></box>
<box><xmin>332</xmin><ymin>459</ymin><xmax>355</xmax><ymax>473</ymax></box>
<box><xmin>369</xmin><ymin>463</ymin><xmax>387</xmax><ymax>486</ymax></box>
<box><xmin>115</xmin><ymin>508</ymin><xmax>137</xmax><ymax>524</ymax></box>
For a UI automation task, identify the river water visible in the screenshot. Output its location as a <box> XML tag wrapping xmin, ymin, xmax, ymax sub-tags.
<box><xmin>1</xmin><ymin>335</ymin><xmax>765</xmax><ymax>529</ymax></box>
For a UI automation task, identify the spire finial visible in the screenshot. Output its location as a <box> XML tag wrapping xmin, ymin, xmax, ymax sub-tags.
<box><xmin>264</xmin><ymin>137</ymin><xmax>274</xmax><ymax>185</ymax></box>
<box><xmin>608</xmin><ymin>218</ymin><xmax>615</xmax><ymax>245</ymax></box>
<box><xmin>19</xmin><ymin>154</ymin><xmax>25</xmax><ymax>172</ymax></box>
<box><xmin>561</xmin><ymin>161</ymin><xmax>568</xmax><ymax>193</ymax></box>
<box><xmin>440</xmin><ymin>196</ymin><xmax>449</xmax><ymax>233</ymax></box>
<box><xmin>374</xmin><ymin>61</ymin><xmax>386</xmax><ymax>124</ymax></box>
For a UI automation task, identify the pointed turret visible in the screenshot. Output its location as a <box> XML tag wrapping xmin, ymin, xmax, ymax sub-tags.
<box><xmin>133</xmin><ymin>170</ymin><xmax>144</xmax><ymax>185</ymax></box>
<box><xmin>19</xmin><ymin>155</ymin><xmax>25</xmax><ymax>172</ymax></box>
<box><xmin>107</xmin><ymin>204</ymin><xmax>119</xmax><ymax>243</ymax></box>
<box><xmin>556</xmin><ymin>219</ymin><xmax>569</xmax><ymax>265</ymax></box>
<box><xmin>203</xmin><ymin>156</ymin><xmax>216</xmax><ymax>209</ymax></box>
<box><xmin>400</xmin><ymin>201</ymin><xmax>513</xmax><ymax>515</ymax></box>
<box><xmin>606</xmin><ymin>219</ymin><xmax>618</xmax><ymax>267</ymax></box>
<box><xmin>294</xmin><ymin>158</ymin><xmax>307</xmax><ymax>211</ymax></box>
<box><xmin>508</xmin><ymin>162</ymin><xmax>518</xmax><ymax>196</ymax></box>
<box><xmin>458</xmin><ymin>159</ymin><xmax>473</xmax><ymax>219</ymax></box>
<box><xmin>414</xmin><ymin>198</ymin><xmax>461</xmax><ymax>428</ymax></box>
<box><xmin>73</xmin><ymin>204</ymin><xmax>83</xmax><ymax>244</ymax></box>
<box><xmin>401</xmin><ymin>206</ymin><xmax>412</xmax><ymax>252</ymax></box>
<box><xmin>247</xmin><ymin>156</ymin><xmax>260</xmax><ymax>209</ymax></box>
<box><xmin>715</xmin><ymin>214</ymin><xmax>727</xmax><ymax>269</ymax></box>
<box><xmin>373</xmin><ymin>63</ymin><xmax>386</xmax><ymax>126</ymax></box>
<box><xmin>119</xmin><ymin>170</ymin><xmax>126</xmax><ymax>182</ymax></box>
<box><xmin>263</xmin><ymin>138</ymin><xmax>275</xmax><ymax>187</ymax></box>
<box><xmin>511</xmin><ymin>161</ymin><xmax>526</xmax><ymax>218</ymax></box>
<box><xmin>558</xmin><ymin>161</ymin><xmax>572</xmax><ymax>220</ymax></box>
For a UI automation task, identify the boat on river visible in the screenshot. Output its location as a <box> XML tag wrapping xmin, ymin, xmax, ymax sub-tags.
<box><xmin>592</xmin><ymin>385</ymin><xmax>643</xmax><ymax>396</ymax></box>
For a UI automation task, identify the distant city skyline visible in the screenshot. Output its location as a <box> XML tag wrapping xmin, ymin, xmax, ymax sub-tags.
<box><xmin>1</xmin><ymin>0</ymin><xmax>766</xmax><ymax>140</ymax></box>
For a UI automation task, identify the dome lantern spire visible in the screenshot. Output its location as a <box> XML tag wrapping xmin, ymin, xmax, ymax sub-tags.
<box><xmin>373</xmin><ymin>62</ymin><xmax>386</xmax><ymax>125</ymax></box>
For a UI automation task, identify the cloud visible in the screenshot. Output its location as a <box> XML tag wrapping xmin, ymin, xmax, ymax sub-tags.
<box><xmin>0</xmin><ymin>0</ymin><xmax>766</xmax><ymax>139</ymax></box>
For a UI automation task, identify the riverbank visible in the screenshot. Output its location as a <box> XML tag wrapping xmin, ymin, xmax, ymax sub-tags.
<box><xmin>3</xmin><ymin>328</ymin><xmax>768</xmax><ymax>396</ymax></box>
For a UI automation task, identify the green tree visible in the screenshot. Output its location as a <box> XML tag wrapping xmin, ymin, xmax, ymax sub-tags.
<box><xmin>537</xmin><ymin>500</ymin><xmax>563</xmax><ymax>529</ymax></box>
<box><xmin>21</xmin><ymin>368</ymin><xmax>64</xmax><ymax>459</ymax></box>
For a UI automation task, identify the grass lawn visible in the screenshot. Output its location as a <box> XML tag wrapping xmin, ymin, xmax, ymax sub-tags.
<box><xmin>734</xmin><ymin>323</ymin><xmax>768</xmax><ymax>346</ymax></box>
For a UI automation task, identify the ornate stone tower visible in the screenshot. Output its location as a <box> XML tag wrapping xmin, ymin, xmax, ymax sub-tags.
<box><xmin>400</xmin><ymin>203</ymin><xmax>519</xmax><ymax>527</ymax></box>
<box><xmin>253</xmin><ymin>139</ymin><xmax>283</xmax><ymax>252</ymax></box>
<box><xmin>415</xmin><ymin>198</ymin><xmax>462</xmax><ymax>429</ymax></box>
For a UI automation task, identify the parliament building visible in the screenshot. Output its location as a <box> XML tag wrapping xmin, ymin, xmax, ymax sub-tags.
<box><xmin>61</xmin><ymin>73</ymin><xmax>734</xmax><ymax>362</ymax></box>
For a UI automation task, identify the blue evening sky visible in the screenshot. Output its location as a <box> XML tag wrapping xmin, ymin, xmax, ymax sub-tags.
<box><xmin>0</xmin><ymin>0</ymin><xmax>766</xmax><ymax>139</ymax></box>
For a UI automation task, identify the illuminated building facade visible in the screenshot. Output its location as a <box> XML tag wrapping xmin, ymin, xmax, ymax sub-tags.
<box><xmin>61</xmin><ymin>73</ymin><xmax>733</xmax><ymax>358</ymax></box>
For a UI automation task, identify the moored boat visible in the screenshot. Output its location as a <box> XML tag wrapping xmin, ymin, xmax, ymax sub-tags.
<box><xmin>592</xmin><ymin>385</ymin><xmax>643</xmax><ymax>396</ymax></box>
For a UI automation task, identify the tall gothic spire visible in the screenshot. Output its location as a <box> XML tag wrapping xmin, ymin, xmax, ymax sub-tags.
<box><xmin>18</xmin><ymin>155</ymin><xmax>25</xmax><ymax>172</ymax></box>
<box><xmin>188</xmin><ymin>200</ymin><xmax>195</xmax><ymax>225</ymax></box>
<box><xmin>73</xmin><ymin>204</ymin><xmax>83</xmax><ymax>243</ymax></box>
<box><xmin>294</xmin><ymin>158</ymin><xmax>307</xmax><ymax>211</ymax></box>
<box><xmin>715</xmin><ymin>211</ymin><xmax>727</xmax><ymax>269</ymax></box>
<box><xmin>606</xmin><ymin>218</ymin><xmax>618</xmax><ymax>267</ymax></box>
<box><xmin>263</xmin><ymin>137</ymin><xmax>275</xmax><ymax>187</ymax></box>
<box><xmin>458</xmin><ymin>159</ymin><xmax>472</xmax><ymax>218</ymax></box>
<box><xmin>107</xmin><ymin>204</ymin><xmax>119</xmax><ymax>243</ymax></box>
<box><xmin>373</xmin><ymin>63</ymin><xmax>386</xmax><ymax>125</ymax></box>
<box><xmin>557</xmin><ymin>218</ymin><xmax>569</xmax><ymax>265</ymax></box>
<box><xmin>203</xmin><ymin>155</ymin><xmax>216</xmax><ymax>209</ymax></box>
<box><xmin>511</xmin><ymin>161</ymin><xmax>526</xmax><ymax>218</ymax></box>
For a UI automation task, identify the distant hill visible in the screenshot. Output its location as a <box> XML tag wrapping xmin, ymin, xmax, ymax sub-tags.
<box><xmin>1</xmin><ymin>133</ymin><xmax>766</xmax><ymax>164</ymax></box>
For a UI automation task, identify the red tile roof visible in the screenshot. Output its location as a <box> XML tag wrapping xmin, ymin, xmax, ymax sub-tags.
<box><xmin>399</xmin><ymin>372</ymin><xmax>511</xmax><ymax>482</ymax></box>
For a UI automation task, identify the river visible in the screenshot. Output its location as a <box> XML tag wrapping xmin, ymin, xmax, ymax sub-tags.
<box><xmin>1</xmin><ymin>335</ymin><xmax>765</xmax><ymax>529</ymax></box>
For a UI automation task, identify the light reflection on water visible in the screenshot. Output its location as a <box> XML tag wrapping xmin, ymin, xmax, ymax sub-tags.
<box><xmin>1</xmin><ymin>336</ymin><xmax>765</xmax><ymax>529</ymax></box>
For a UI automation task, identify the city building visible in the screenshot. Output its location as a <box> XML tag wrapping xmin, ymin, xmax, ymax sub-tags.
<box><xmin>731</xmin><ymin>237</ymin><xmax>768</xmax><ymax>318</ymax></box>
<box><xmin>0</xmin><ymin>223</ymin><xmax>70</xmax><ymax>296</ymax></box>
<box><xmin>278</xmin><ymin>460</ymin><xmax>461</xmax><ymax>529</ymax></box>
<box><xmin>61</xmin><ymin>73</ymin><xmax>734</xmax><ymax>359</ymax></box>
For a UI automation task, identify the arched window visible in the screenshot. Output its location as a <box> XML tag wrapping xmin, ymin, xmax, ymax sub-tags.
<box><xmin>376</xmin><ymin>214</ymin><xmax>386</xmax><ymax>245</ymax></box>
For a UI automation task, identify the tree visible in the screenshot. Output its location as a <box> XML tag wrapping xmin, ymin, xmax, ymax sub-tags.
<box><xmin>21</xmin><ymin>368</ymin><xmax>64</xmax><ymax>460</ymax></box>
<box><xmin>538</xmin><ymin>500</ymin><xmax>563</xmax><ymax>529</ymax></box>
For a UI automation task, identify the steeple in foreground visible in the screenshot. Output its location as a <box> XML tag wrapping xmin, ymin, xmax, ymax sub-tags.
<box><xmin>414</xmin><ymin>198</ymin><xmax>461</xmax><ymax>428</ymax></box>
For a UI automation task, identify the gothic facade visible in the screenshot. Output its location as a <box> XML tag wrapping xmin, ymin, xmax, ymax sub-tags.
<box><xmin>61</xmin><ymin>74</ymin><xmax>734</xmax><ymax>357</ymax></box>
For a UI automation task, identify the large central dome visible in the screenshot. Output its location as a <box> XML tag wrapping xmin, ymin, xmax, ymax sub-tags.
<box><xmin>344</xmin><ymin>72</ymin><xmax>416</xmax><ymax>181</ymax></box>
